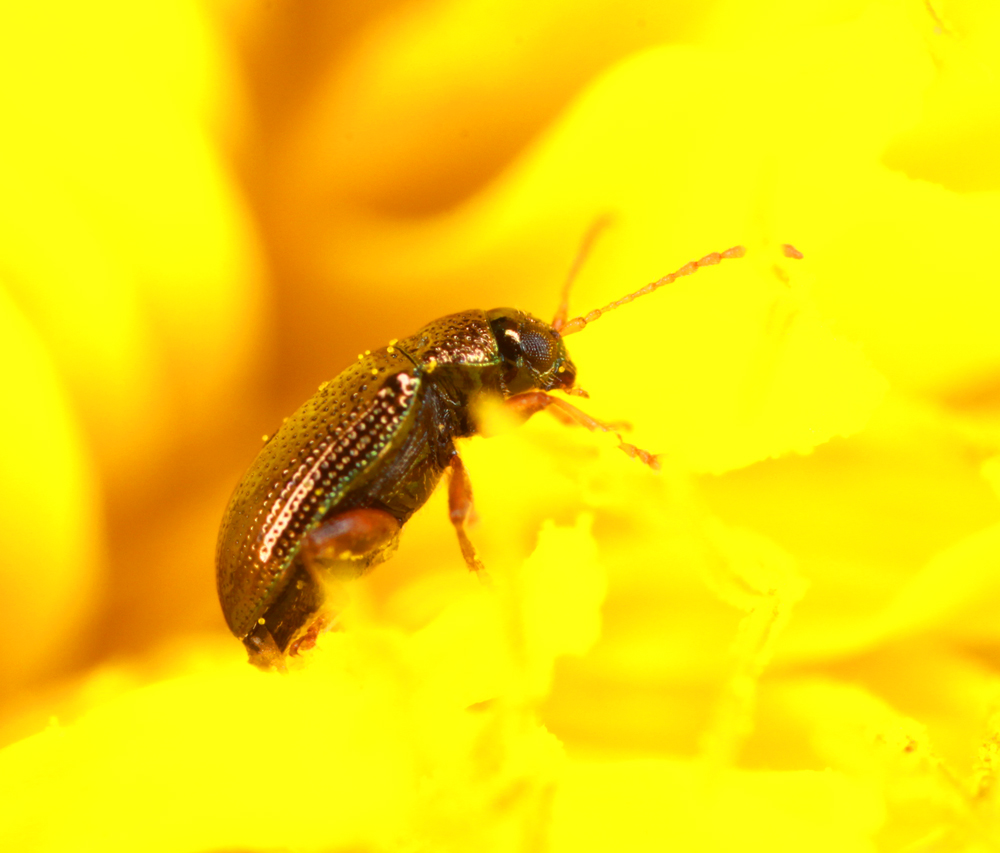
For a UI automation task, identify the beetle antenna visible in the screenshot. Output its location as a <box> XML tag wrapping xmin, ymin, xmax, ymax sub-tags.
<box><xmin>552</xmin><ymin>215</ymin><xmax>615</xmax><ymax>332</ymax></box>
<box><xmin>557</xmin><ymin>245</ymin><xmax>746</xmax><ymax>337</ymax></box>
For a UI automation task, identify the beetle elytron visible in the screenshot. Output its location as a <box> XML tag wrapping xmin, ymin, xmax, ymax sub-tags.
<box><xmin>216</xmin><ymin>235</ymin><xmax>744</xmax><ymax>668</ymax></box>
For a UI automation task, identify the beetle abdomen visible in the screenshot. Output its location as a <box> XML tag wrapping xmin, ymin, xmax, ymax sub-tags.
<box><xmin>216</xmin><ymin>351</ymin><xmax>422</xmax><ymax>638</ymax></box>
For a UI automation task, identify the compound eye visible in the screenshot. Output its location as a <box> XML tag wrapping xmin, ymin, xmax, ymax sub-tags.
<box><xmin>520</xmin><ymin>326</ymin><xmax>556</xmax><ymax>371</ymax></box>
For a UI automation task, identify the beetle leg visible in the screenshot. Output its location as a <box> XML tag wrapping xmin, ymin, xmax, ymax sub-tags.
<box><xmin>448</xmin><ymin>454</ymin><xmax>487</xmax><ymax>577</ymax></box>
<box><xmin>301</xmin><ymin>507</ymin><xmax>401</xmax><ymax>579</ymax></box>
<box><xmin>243</xmin><ymin>508</ymin><xmax>401</xmax><ymax>668</ymax></box>
<box><xmin>504</xmin><ymin>391</ymin><xmax>660</xmax><ymax>470</ymax></box>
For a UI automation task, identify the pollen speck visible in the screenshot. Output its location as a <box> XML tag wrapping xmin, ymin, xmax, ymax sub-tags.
<box><xmin>257</xmin><ymin>617</ymin><xmax>265</xmax><ymax>625</ymax></box>
<box><xmin>261</xmin><ymin>434</ymin><xmax>269</xmax><ymax>442</ymax></box>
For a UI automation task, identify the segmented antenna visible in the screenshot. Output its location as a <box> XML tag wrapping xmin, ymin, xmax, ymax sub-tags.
<box><xmin>555</xmin><ymin>245</ymin><xmax>746</xmax><ymax>337</ymax></box>
<box><xmin>552</xmin><ymin>215</ymin><xmax>615</xmax><ymax>332</ymax></box>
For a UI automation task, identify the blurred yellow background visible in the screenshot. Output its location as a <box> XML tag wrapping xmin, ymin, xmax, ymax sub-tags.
<box><xmin>2</xmin><ymin>0</ymin><xmax>1000</xmax><ymax>850</ymax></box>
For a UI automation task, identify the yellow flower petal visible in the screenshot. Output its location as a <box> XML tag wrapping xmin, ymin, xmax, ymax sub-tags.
<box><xmin>549</xmin><ymin>757</ymin><xmax>882</xmax><ymax>853</ymax></box>
<box><xmin>0</xmin><ymin>287</ymin><xmax>102</xmax><ymax>690</ymax></box>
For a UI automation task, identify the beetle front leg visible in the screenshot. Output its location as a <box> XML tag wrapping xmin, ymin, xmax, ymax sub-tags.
<box><xmin>504</xmin><ymin>391</ymin><xmax>660</xmax><ymax>469</ymax></box>
<box><xmin>448</xmin><ymin>454</ymin><xmax>487</xmax><ymax>577</ymax></box>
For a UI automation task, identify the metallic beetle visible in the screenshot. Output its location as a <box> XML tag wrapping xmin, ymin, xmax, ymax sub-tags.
<box><xmin>216</xmin><ymin>242</ymin><xmax>744</xmax><ymax>668</ymax></box>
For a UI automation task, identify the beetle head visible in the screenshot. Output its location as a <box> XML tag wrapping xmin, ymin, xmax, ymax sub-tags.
<box><xmin>487</xmin><ymin>308</ymin><xmax>576</xmax><ymax>396</ymax></box>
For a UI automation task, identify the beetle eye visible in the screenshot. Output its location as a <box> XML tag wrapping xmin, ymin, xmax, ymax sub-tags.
<box><xmin>520</xmin><ymin>326</ymin><xmax>556</xmax><ymax>370</ymax></box>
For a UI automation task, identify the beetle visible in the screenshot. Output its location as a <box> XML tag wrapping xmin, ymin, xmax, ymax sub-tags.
<box><xmin>216</xmin><ymin>233</ymin><xmax>745</xmax><ymax>669</ymax></box>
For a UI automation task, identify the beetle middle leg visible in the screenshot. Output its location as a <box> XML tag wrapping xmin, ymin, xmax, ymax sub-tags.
<box><xmin>448</xmin><ymin>454</ymin><xmax>487</xmax><ymax>577</ymax></box>
<box><xmin>505</xmin><ymin>391</ymin><xmax>660</xmax><ymax>469</ymax></box>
